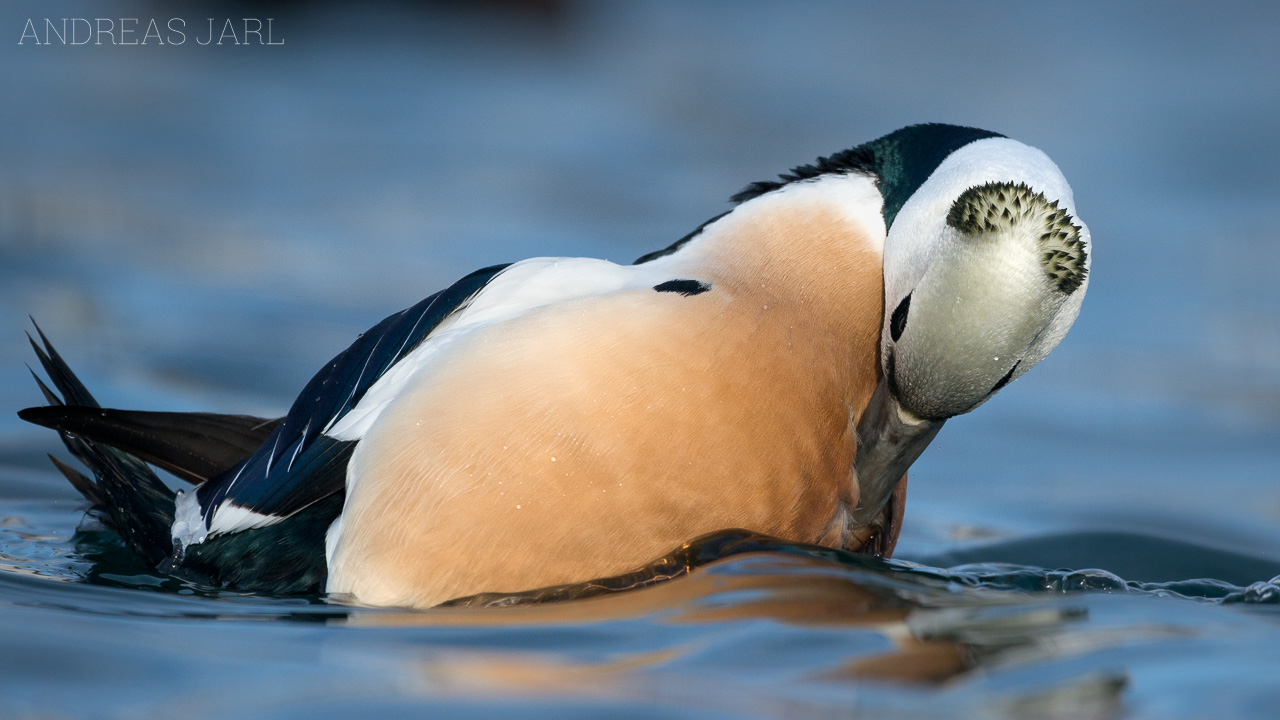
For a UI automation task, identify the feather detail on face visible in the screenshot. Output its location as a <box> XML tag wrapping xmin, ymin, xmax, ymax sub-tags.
<box><xmin>946</xmin><ymin>181</ymin><xmax>1087</xmax><ymax>294</ymax></box>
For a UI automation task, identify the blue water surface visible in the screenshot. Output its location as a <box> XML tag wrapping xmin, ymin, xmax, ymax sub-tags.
<box><xmin>2</xmin><ymin>1</ymin><xmax>1280</xmax><ymax>717</ymax></box>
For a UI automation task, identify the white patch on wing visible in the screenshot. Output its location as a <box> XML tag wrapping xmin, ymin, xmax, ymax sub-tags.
<box><xmin>173</xmin><ymin>493</ymin><xmax>281</xmax><ymax>549</ymax></box>
<box><xmin>207</xmin><ymin>500</ymin><xmax>284</xmax><ymax>536</ymax></box>
<box><xmin>324</xmin><ymin>256</ymin><xmax>689</xmax><ymax>444</ymax></box>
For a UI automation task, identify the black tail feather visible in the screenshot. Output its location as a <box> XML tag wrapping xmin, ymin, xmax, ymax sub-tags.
<box><xmin>27</xmin><ymin>366</ymin><xmax>62</xmax><ymax>406</ymax></box>
<box><xmin>75</xmin><ymin>441</ymin><xmax>176</xmax><ymax>567</ymax></box>
<box><xmin>48</xmin><ymin>453</ymin><xmax>102</xmax><ymax>507</ymax></box>
<box><xmin>21</xmin><ymin>323</ymin><xmax>176</xmax><ymax>566</ymax></box>
<box><xmin>18</xmin><ymin>406</ymin><xmax>281</xmax><ymax>485</ymax></box>
<box><xmin>27</xmin><ymin>321</ymin><xmax>98</xmax><ymax>407</ymax></box>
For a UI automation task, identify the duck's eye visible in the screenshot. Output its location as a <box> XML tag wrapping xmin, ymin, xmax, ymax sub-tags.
<box><xmin>890</xmin><ymin>293</ymin><xmax>911</xmax><ymax>342</ymax></box>
<box><xmin>990</xmin><ymin>360</ymin><xmax>1021</xmax><ymax>395</ymax></box>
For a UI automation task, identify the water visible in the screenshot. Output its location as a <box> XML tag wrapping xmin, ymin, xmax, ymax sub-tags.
<box><xmin>2</xmin><ymin>1</ymin><xmax>1280</xmax><ymax>717</ymax></box>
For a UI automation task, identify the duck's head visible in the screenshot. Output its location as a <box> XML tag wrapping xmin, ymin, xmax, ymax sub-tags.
<box><xmin>840</xmin><ymin>125</ymin><xmax>1091</xmax><ymax>526</ymax></box>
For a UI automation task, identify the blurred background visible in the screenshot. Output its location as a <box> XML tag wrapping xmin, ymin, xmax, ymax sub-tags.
<box><xmin>1</xmin><ymin>0</ymin><xmax>1279</xmax><ymax>565</ymax></box>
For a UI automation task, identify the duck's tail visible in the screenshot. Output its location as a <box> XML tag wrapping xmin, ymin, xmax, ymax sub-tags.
<box><xmin>17</xmin><ymin>323</ymin><xmax>335</xmax><ymax>593</ymax></box>
<box><xmin>19</xmin><ymin>324</ymin><xmax>177</xmax><ymax>566</ymax></box>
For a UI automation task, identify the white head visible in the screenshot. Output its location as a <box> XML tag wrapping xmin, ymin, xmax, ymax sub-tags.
<box><xmin>820</xmin><ymin>126</ymin><xmax>1091</xmax><ymax>527</ymax></box>
<box><xmin>882</xmin><ymin>136</ymin><xmax>1090</xmax><ymax>421</ymax></box>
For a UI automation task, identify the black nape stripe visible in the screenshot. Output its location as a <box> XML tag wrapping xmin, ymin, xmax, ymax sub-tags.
<box><xmin>731</xmin><ymin>146</ymin><xmax>876</xmax><ymax>204</ymax></box>
<box><xmin>634</xmin><ymin>211</ymin><xmax>729</xmax><ymax>265</ymax></box>
<box><xmin>654</xmin><ymin>279</ymin><xmax>711</xmax><ymax>297</ymax></box>
<box><xmin>990</xmin><ymin>360</ymin><xmax>1021</xmax><ymax>395</ymax></box>
<box><xmin>889</xmin><ymin>293</ymin><xmax>911</xmax><ymax>342</ymax></box>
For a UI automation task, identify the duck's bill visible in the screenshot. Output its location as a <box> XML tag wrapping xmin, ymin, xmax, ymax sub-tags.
<box><xmin>850</xmin><ymin>378</ymin><xmax>945</xmax><ymax>527</ymax></box>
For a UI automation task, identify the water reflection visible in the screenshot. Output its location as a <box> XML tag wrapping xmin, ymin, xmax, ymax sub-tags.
<box><xmin>349</xmin><ymin>545</ymin><xmax>1124</xmax><ymax>715</ymax></box>
<box><xmin>340</xmin><ymin>547</ymin><xmax>1142</xmax><ymax>719</ymax></box>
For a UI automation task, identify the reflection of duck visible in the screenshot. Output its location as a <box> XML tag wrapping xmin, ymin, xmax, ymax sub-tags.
<box><xmin>20</xmin><ymin>124</ymin><xmax>1089</xmax><ymax>608</ymax></box>
<box><xmin>346</xmin><ymin>532</ymin><xmax>1117</xmax><ymax>702</ymax></box>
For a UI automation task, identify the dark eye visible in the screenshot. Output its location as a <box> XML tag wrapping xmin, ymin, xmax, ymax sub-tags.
<box><xmin>990</xmin><ymin>360</ymin><xmax>1021</xmax><ymax>395</ymax></box>
<box><xmin>890</xmin><ymin>293</ymin><xmax>911</xmax><ymax>342</ymax></box>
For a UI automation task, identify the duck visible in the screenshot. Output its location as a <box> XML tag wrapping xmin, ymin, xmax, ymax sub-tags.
<box><xmin>19</xmin><ymin>123</ymin><xmax>1090</xmax><ymax>609</ymax></box>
